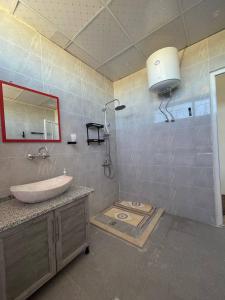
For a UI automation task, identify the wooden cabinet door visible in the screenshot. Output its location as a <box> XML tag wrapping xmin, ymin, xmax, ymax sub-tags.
<box><xmin>0</xmin><ymin>213</ymin><xmax>56</xmax><ymax>300</ymax></box>
<box><xmin>55</xmin><ymin>197</ymin><xmax>88</xmax><ymax>271</ymax></box>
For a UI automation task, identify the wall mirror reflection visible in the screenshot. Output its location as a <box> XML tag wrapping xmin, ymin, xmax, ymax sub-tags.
<box><xmin>0</xmin><ymin>81</ymin><xmax>61</xmax><ymax>142</ymax></box>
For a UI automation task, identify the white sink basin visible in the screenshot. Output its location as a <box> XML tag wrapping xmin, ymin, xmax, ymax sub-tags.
<box><xmin>10</xmin><ymin>175</ymin><xmax>73</xmax><ymax>203</ymax></box>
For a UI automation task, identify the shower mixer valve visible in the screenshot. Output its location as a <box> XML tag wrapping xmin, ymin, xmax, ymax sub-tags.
<box><xmin>102</xmin><ymin>158</ymin><xmax>111</xmax><ymax>167</ymax></box>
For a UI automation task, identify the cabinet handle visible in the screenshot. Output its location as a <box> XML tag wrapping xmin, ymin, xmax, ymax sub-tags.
<box><xmin>52</xmin><ymin>220</ymin><xmax>55</xmax><ymax>244</ymax></box>
<box><xmin>56</xmin><ymin>217</ymin><xmax>60</xmax><ymax>241</ymax></box>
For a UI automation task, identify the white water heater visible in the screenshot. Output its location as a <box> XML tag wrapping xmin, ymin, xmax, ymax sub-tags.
<box><xmin>146</xmin><ymin>47</ymin><xmax>180</xmax><ymax>93</ymax></box>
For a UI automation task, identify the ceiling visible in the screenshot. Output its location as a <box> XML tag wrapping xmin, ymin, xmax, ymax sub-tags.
<box><xmin>0</xmin><ymin>0</ymin><xmax>225</xmax><ymax>81</ymax></box>
<box><xmin>3</xmin><ymin>84</ymin><xmax>57</xmax><ymax>108</ymax></box>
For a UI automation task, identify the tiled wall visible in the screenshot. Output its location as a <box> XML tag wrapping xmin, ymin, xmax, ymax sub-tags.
<box><xmin>1</xmin><ymin>8</ymin><xmax>225</xmax><ymax>225</ymax></box>
<box><xmin>0</xmin><ymin>10</ymin><xmax>118</xmax><ymax>215</ymax></box>
<box><xmin>114</xmin><ymin>29</ymin><xmax>225</xmax><ymax>225</ymax></box>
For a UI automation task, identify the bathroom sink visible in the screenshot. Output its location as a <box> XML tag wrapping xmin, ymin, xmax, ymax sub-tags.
<box><xmin>10</xmin><ymin>175</ymin><xmax>73</xmax><ymax>203</ymax></box>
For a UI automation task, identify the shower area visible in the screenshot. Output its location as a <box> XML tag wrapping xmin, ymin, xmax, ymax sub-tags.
<box><xmin>102</xmin><ymin>99</ymin><xmax>125</xmax><ymax>178</ymax></box>
<box><xmin>91</xmin><ymin>97</ymin><xmax>164</xmax><ymax>248</ymax></box>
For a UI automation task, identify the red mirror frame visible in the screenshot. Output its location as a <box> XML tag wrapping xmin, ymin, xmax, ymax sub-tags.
<box><xmin>0</xmin><ymin>80</ymin><xmax>61</xmax><ymax>143</ymax></box>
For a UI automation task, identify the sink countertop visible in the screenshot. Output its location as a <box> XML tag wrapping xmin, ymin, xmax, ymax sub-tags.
<box><xmin>0</xmin><ymin>186</ymin><xmax>94</xmax><ymax>233</ymax></box>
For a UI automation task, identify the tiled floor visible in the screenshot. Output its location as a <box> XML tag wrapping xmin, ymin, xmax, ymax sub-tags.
<box><xmin>30</xmin><ymin>214</ymin><xmax>225</xmax><ymax>300</ymax></box>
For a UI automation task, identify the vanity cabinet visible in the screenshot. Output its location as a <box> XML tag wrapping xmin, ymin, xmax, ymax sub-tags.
<box><xmin>55</xmin><ymin>197</ymin><xmax>89</xmax><ymax>271</ymax></box>
<box><xmin>0</xmin><ymin>196</ymin><xmax>89</xmax><ymax>300</ymax></box>
<box><xmin>0</xmin><ymin>213</ymin><xmax>56</xmax><ymax>300</ymax></box>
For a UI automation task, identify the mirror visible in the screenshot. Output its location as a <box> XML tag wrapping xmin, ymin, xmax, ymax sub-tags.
<box><xmin>0</xmin><ymin>81</ymin><xmax>61</xmax><ymax>142</ymax></box>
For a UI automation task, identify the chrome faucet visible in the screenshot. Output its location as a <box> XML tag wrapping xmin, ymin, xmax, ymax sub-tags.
<box><xmin>27</xmin><ymin>146</ymin><xmax>50</xmax><ymax>160</ymax></box>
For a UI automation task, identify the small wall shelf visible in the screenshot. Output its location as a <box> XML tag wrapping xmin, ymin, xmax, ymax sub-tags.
<box><xmin>87</xmin><ymin>139</ymin><xmax>104</xmax><ymax>144</ymax></box>
<box><xmin>86</xmin><ymin>123</ymin><xmax>104</xmax><ymax>145</ymax></box>
<box><xmin>86</xmin><ymin>123</ymin><xmax>104</xmax><ymax>129</ymax></box>
<box><xmin>67</xmin><ymin>141</ymin><xmax>77</xmax><ymax>144</ymax></box>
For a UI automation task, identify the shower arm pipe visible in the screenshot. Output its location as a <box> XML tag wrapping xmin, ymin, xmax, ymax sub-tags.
<box><xmin>103</xmin><ymin>99</ymin><xmax>120</xmax><ymax>134</ymax></box>
<box><xmin>104</xmin><ymin>108</ymin><xmax>109</xmax><ymax>134</ymax></box>
<box><xmin>103</xmin><ymin>99</ymin><xmax>120</xmax><ymax>111</ymax></box>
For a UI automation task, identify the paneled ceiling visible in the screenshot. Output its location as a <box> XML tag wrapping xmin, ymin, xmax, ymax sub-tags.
<box><xmin>0</xmin><ymin>0</ymin><xmax>225</xmax><ymax>81</ymax></box>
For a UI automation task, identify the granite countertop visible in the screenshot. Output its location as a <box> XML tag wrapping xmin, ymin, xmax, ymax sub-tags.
<box><xmin>0</xmin><ymin>186</ymin><xmax>94</xmax><ymax>233</ymax></box>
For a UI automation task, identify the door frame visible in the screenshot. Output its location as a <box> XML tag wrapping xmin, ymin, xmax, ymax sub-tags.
<box><xmin>210</xmin><ymin>67</ymin><xmax>225</xmax><ymax>227</ymax></box>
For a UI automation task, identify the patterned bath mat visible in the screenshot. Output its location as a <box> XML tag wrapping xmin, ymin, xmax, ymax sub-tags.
<box><xmin>90</xmin><ymin>203</ymin><xmax>164</xmax><ymax>248</ymax></box>
<box><xmin>103</xmin><ymin>206</ymin><xmax>146</xmax><ymax>227</ymax></box>
<box><xmin>115</xmin><ymin>201</ymin><xmax>154</xmax><ymax>214</ymax></box>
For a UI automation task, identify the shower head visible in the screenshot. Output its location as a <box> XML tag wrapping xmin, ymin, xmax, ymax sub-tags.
<box><xmin>103</xmin><ymin>99</ymin><xmax>126</xmax><ymax>135</ymax></box>
<box><xmin>115</xmin><ymin>104</ymin><xmax>126</xmax><ymax>111</ymax></box>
